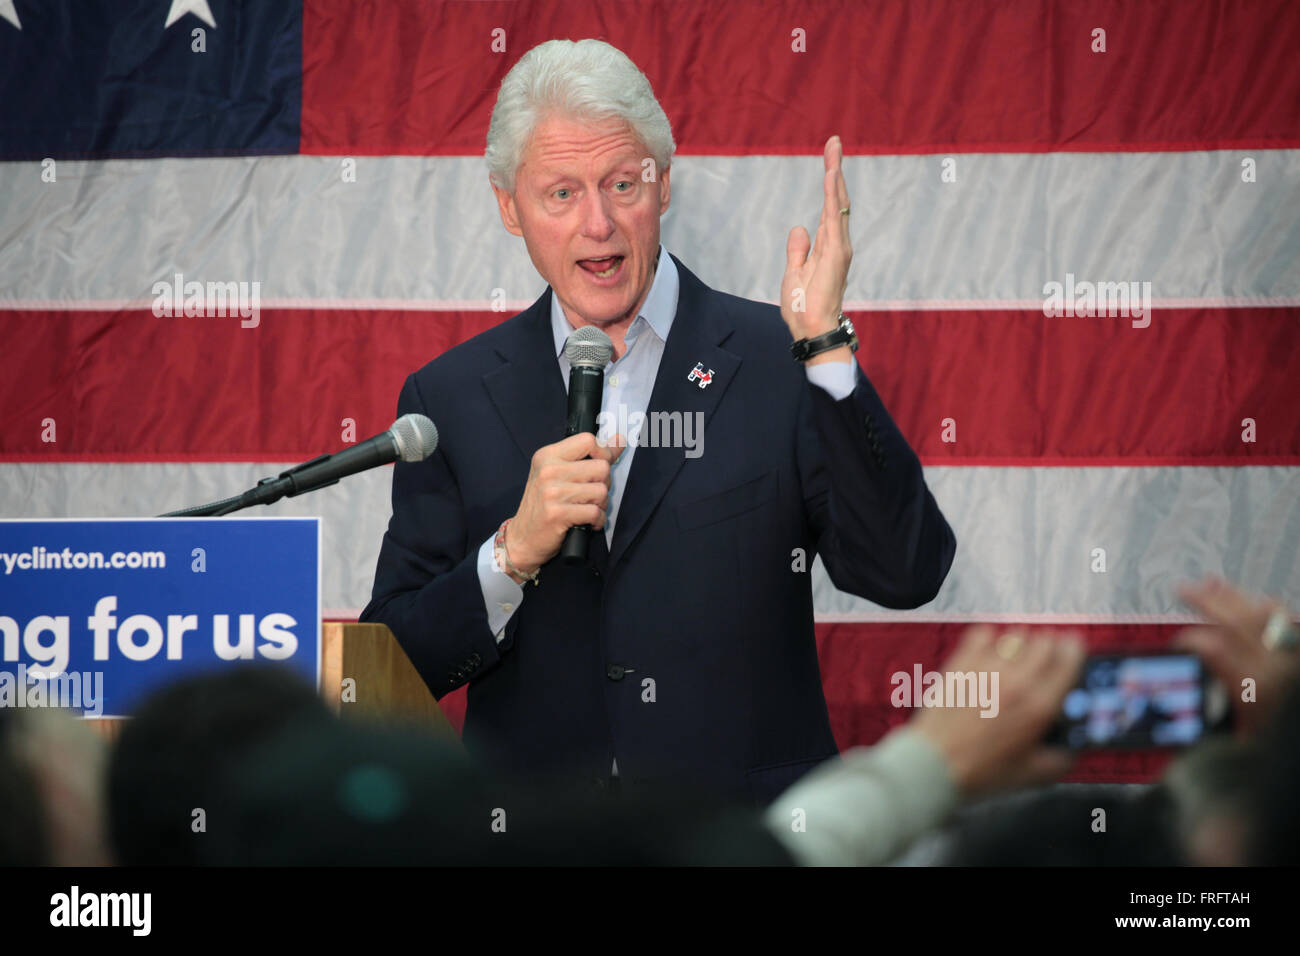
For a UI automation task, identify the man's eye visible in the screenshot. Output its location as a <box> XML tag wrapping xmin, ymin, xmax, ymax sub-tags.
<box><xmin>614</xmin><ymin>181</ymin><xmax>632</xmax><ymax>192</ymax></box>
<box><xmin>554</xmin><ymin>188</ymin><xmax>571</xmax><ymax>200</ymax></box>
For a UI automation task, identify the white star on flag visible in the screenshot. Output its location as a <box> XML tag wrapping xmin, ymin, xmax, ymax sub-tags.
<box><xmin>164</xmin><ymin>0</ymin><xmax>217</xmax><ymax>30</ymax></box>
<box><xmin>0</xmin><ymin>0</ymin><xmax>21</xmax><ymax>31</ymax></box>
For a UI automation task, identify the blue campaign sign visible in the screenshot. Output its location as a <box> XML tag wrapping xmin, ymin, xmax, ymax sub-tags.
<box><xmin>0</xmin><ymin>518</ymin><xmax>320</xmax><ymax>718</ymax></box>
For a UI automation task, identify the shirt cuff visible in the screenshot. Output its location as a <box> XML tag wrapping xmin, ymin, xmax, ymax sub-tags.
<box><xmin>804</xmin><ymin>357</ymin><xmax>858</xmax><ymax>402</ymax></box>
<box><xmin>762</xmin><ymin>726</ymin><xmax>959</xmax><ymax>866</ymax></box>
<box><xmin>477</xmin><ymin>533</ymin><xmax>525</xmax><ymax>644</ymax></box>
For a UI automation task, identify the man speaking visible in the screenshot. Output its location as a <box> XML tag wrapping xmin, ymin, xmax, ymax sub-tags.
<box><xmin>362</xmin><ymin>38</ymin><xmax>956</xmax><ymax>804</ymax></box>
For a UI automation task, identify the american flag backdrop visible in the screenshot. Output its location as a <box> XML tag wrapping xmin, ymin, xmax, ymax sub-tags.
<box><xmin>2</xmin><ymin>0</ymin><xmax>1297</xmax><ymax>783</ymax></box>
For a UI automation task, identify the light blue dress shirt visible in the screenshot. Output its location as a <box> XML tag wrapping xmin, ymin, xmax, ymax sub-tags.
<box><xmin>475</xmin><ymin>245</ymin><xmax>856</xmax><ymax>643</ymax></box>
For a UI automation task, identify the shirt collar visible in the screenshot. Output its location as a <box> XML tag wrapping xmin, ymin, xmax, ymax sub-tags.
<box><xmin>550</xmin><ymin>245</ymin><xmax>679</xmax><ymax>359</ymax></box>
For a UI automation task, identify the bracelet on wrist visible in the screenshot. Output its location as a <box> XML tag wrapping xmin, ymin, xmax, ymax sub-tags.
<box><xmin>495</xmin><ymin>519</ymin><xmax>539</xmax><ymax>586</ymax></box>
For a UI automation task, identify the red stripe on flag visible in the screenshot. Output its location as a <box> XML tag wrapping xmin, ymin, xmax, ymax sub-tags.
<box><xmin>816</xmin><ymin>621</ymin><xmax>1184</xmax><ymax>783</ymax></box>
<box><xmin>0</xmin><ymin>309</ymin><xmax>497</xmax><ymax>461</ymax></box>
<box><xmin>301</xmin><ymin>0</ymin><xmax>1300</xmax><ymax>155</ymax></box>
<box><xmin>860</xmin><ymin>307</ymin><xmax>1300</xmax><ymax>465</ymax></box>
<box><xmin>2</xmin><ymin>307</ymin><xmax>1295</xmax><ymax>463</ymax></box>
<box><xmin>432</xmin><ymin>622</ymin><xmax>1187</xmax><ymax>783</ymax></box>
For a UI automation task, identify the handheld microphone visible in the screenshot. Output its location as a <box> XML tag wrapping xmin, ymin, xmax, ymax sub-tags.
<box><xmin>560</xmin><ymin>326</ymin><xmax>614</xmax><ymax>564</ymax></box>
<box><xmin>161</xmin><ymin>414</ymin><xmax>439</xmax><ymax>517</ymax></box>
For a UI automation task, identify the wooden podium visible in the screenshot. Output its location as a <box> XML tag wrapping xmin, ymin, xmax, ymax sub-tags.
<box><xmin>88</xmin><ymin>622</ymin><xmax>455</xmax><ymax>742</ymax></box>
<box><xmin>321</xmin><ymin>622</ymin><xmax>455</xmax><ymax>739</ymax></box>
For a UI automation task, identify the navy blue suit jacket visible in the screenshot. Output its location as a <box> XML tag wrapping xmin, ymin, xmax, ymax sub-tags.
<box><xmin>361</xmin><ymin>255</ymin><xmax>956</xmax><ymax>805</ymax></box>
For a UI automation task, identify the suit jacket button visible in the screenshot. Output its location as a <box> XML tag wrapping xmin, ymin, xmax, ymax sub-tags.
<box><xmin>606</xmin><ymin>664</ymin><xmax>626</xmax><ymax>681</ymax></box>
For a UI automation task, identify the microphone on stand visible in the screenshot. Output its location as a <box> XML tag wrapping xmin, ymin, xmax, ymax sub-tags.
<box><xmin>161</xmin><ymin>414</ymin><xmax>439</xmax><ymax>517</ymax></box>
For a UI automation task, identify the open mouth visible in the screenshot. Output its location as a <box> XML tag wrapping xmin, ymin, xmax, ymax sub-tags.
<box><xmin>577</xmin><ymin>255</ymin><xmax>625</xmax><ymax>279</ymax></box>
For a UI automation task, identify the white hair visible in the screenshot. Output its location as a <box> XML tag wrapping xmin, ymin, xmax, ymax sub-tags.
<box><xmin>485</xmin><ymin>39</ymin><xmax>676</xmax><ymax>193</ymax></box>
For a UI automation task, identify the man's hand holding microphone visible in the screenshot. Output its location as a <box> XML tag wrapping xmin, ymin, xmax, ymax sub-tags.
<box><xmin>503</xmin><ymin>431</ymin><xmax>626</xmax><ymax>585</ymax></box>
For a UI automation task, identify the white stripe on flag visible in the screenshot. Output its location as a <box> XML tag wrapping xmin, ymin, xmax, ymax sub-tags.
<box><xmin>2</xmin><ymin>151</ymin><xmax>1297</xmax><ymax>306</ymax></box>
<box><xmin>2</xmin><ymin>463</ymin><xmax>1295</xmax><ymax>616</ymax></box>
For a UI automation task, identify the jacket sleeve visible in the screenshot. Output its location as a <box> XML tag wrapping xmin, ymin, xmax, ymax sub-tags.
<box><xmin>359</xmin><ymin>373</ymin><xmax>517</xmax><ymax>699</ymax></box>
<box><xmin>799</xmin><ymin>363</ymin><xmax>956</xmax><ymax>608</ymax></box>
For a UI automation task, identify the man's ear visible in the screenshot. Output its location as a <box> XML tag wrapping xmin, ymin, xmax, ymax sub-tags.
<box><xmin>658</xmin><ymin>166</ymin><xmax>671</xmax><ymax>215</ymax></box>
<box><xmin>492</xmin><ymin>181</ymin><xmax>524</xmax><ymax>237</ymax></box>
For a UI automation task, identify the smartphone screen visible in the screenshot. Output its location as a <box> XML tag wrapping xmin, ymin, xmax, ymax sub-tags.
<box><xmin>1048</xmin><ymin>652</ymin><xmax>1214</xmax><ymax>749</ymax></box>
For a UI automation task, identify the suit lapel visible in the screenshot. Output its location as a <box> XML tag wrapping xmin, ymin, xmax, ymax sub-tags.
<box><xmin>482</xmin><ymin>292</ymin><xmax>568</xmax><ymax>464</ymax></box>
<box><xmin>608</xmin><ymin>256</ymin><xmax>742</xmax><ymax>570</ymax></box>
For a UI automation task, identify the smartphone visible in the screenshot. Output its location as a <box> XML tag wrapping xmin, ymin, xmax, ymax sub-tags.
<box><xmin>1046</xmin><ymin>652</ymin><xmax>1228</xmax><ymax>749</ymax></box>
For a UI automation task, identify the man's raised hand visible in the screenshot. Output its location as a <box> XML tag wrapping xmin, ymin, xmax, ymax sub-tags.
<box><xmin>780</xmin><ymin>134</ymin><xmax>853</xmax><ymax>364</ymax></box>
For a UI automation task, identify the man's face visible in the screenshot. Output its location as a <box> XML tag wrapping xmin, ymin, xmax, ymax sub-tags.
<box><xmin>493</xmin><ymin>113</ymin><xmax>671</xmax><ymax>329</ymax></box>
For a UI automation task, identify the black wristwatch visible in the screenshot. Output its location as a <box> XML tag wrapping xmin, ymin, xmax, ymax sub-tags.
<box><xmin>790</xmin><ymin>314</ymin><xmax>859</xmax><ymax>362</ymax></box>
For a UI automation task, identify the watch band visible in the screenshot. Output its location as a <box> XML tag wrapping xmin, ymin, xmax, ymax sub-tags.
<box><xmin>790</xmin><ymin>314</ymin><xmax>858</xmax><ymax>362</ymax></box>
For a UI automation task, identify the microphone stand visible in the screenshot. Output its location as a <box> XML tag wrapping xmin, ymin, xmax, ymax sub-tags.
<box><xmin>158</xmin><ymin>454</ymin><xmax>336</xmax><ymax>517</ymax></box>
